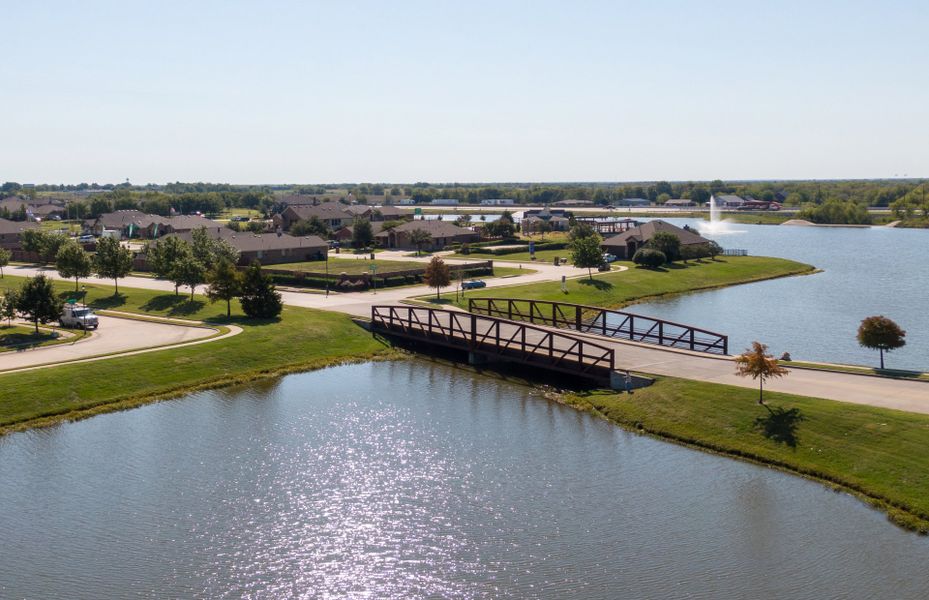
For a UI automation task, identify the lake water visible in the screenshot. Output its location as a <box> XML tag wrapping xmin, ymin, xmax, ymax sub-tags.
<box><xmin>2</xmin><ymin>361</ymin><xmax>927</xmax><ymax>599</ymax></box>
<box><xmin>634</xmin><ymin>219</ymin><xmax>929</xmax><ymax>371</ymax></box>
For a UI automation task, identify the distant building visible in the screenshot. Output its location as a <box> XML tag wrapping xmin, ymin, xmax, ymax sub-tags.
<box><xmin>601</xmin><ymin>219</ymin><xmax>712</xmax><ymax>259</ymax></box>
<box><xmin>155</xmin><ymin>227</ymin><xmax>327</xmax><ymax>266</ymax></box>
<box><xmin>88</xmin><ymin>211</ymin><xmax>219</xmax><ymax>239</ymax></box>
<box><xmin>664</xmin><ymin>198</ymin><xmax>696</xmax><ymax>207</ymax></box>
<box><xmin>430</xmin><ymin>198</ymin><xmax>460</xmax><ymax>206</ymax></box>
<box><xmin>714</xmin><ymin>194</ymin><xmax>745</xmax><ymax>208</ymax></box>
<box><xmin>0</xmin><ymin>218</ymin><xmax>39</xmax><ymax>249</ymax></box>
<box><xmin>613</xmin><ymin>197</ymin><xmax>650</xmax><ymax>207</ymax></box>
<box><xmin>273</xmin><ymin>203</ymin><xmax>355</xmax><ymax>231</ymax></box>
<box><xmin>480</xmin><ymin>198</ymin><xmax>515</xmax><ymax>206</ymax></box>
<box><xmin>375</xmin><ymin>220</ymin><xmax>478</xmax><ymax>250</ymax></box>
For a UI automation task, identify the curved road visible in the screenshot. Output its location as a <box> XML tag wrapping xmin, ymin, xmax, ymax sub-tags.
<box><xmin>6</xmin><ymin>262</ymin><xmax>928</xmax><ymax>414</ymax></box>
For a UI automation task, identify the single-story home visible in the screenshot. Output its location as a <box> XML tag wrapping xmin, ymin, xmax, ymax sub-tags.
<box><xmin>521</xmin><ymin>215</ymin><xmax>570</xmax><ymax>233</ymax></box>
<box><xmin>155</xmin><ymin>227</ymin><xmax>327</xmax><ymax>266</ymax></box>
<box><xmin>714</xmin><ymin>194</ymin><xmax>745</xmax><ymax>208</ymax></box>
<box><xmin>333</xmin><ymin>221</ymin><xmax>385</xmax><ymax>243</ymax></box>
<box><xmin>480</xmin><ymin>198</ymin><xmax>515</xmax><ymax>206</ymax></box>
<box><xmin>664</xmin><ymin>198</ymin><xmax>695</xmax><ymax>207</ymax></box>
<box><xmin>601</xmin><ymin>219</ymin><xmax>712</xmax><ymax>259</ymax></box>
<box><xmin>0</xmin><ymin>217</ymin><xmax>39</xmax><ymax>249</ymax></box>
<box><xmin>430</xmin><ymin>198</ymin><xmax>459</xmax><ymax>206</ymax></box>
<box><xmin>375</xmin><ymin>220</ymin><xmax>478</xmax><ymax>250</ymax></box>
<box><xmin>613</xmin><ymin>197</ymin><xmax>650</xmax><ymax>207</ymax></box>
<box><xmin>88</xmin><ymin>211</ymin><xmax>220</xmax><ymax>239</ymax></box>
<box><xmin>272</xmin><ymin>203</ymin><xmax>356</xmax><ymax>231</ymax></box>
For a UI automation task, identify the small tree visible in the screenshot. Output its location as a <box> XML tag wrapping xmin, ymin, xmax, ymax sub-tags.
<box><xmin>423</xmin><ymin>256</ymin><xmax>451</xmax><ymax>300</ymax></box>
<box><xmin>16</xmin><ymin>274</ymin><xmax>63</xmax><ymax>334</ymax></box>
<box><xmin>1</xmin><ymin>289</ymin><xmax>19</xmax><ymax>325</ymax></box>
<box><xmin>56</xmin><ymin>242</ymin><xmax>93</xmax><ymax>291</ymax></box>
<box><xmin>455</xmin><ymin>214</ymin><xmax>472</xmax><ymax>228</ymax></box>
<box><xmin>632</xmin><ymin>248</ymin><xmax>666</xmax><ymax>269</ymax></box>
<box><xmin>857</xmin><ymin>315</ymin><xmax>906</xmax><ymax>369</ymax></box>
<box><xmin>21</xmin><ymin>230</ymin><xmax>69</xmax><ymax>264</ymax></box>
<box><xmin>571</xmin><ymin>235</ymin><xmax>604</xmax><ymax>280</ymax></box>
<box><xmin>735</xmin><ymin>341</ymin><xmax>789</xmax><ymax>404</ymax></box>
<box><xmin>170</xmin><ymin>255</ymin><xmax>206</xmax><ymax>301</ymax></box>
<box><xmin>191</xmin><ymin>226</ymin><xmax>240</xmax><ymax>267</ymax></box>
<box><xmin>206</xmin><ymin>260</ymin><xmax>244</xmax><ymax>317</ymax></box>
<box><xmin>146</xmin><ymin>236</ymin><xmax>192</xmax><ymax>294</ymax></box>
<box><xmin>352</xmin><ymin>218</ymin><xmax>374</xmax><ymax>249</ymax></box>
<box><xmin>291</xmin><ymin>217</ymin><xmax>331</xmax><ymax>238</ymax></box>
<box><xmin>568</xmin><ymin>222</ymin><xmax>597</xmax><ymax>242</ymax></box>
<box><xmin>537</xmin><ymin>220</ymin><xmax>553</xmax><ymax>240</ymax></box>
<box><xmin>93</xmin><ymin>236</ymin><xmax>134</xmax><ymax>295</ymax></box>
<box><xmin>409</xmin><ymin>229</ymin><xmax>432</xmax><ymax>256</ymax></box>
<box><xmin>646</xmin><ymin>231</ymin><xmax>681</xmax><ymax>261</ymax></box>
<box><xmin>0</xmin><ymin>247</ymin><xmax>10</xmax><ymax>278</ymax></box>
<box><xmin>706</xmin><ymin>240</ymin><xmax>723</xmax><ymax>260</ymax></box>
<box><xmin>239</xmin><ymin>261</ymin><xmax>283</xmax><ymax>319</ymax></box>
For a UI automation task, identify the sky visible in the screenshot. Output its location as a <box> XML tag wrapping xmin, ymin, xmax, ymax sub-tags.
<box><xmin>2</xmin><ymin>0</ymin><xmax>928</xmax><ymax>185</ymax></box>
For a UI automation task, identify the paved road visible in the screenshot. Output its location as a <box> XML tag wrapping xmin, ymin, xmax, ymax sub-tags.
<box><xmin>7</xmin><ymin>263</ymin><xmax>929</xmax><ymax>414</ymax></box>
<box><xmin>0</xmin><ymin>315</ymin><xmax>216</xmax><ymax>372</ymax></box>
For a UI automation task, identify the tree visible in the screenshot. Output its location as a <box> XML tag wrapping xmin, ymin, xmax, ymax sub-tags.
<box><xmin>191</xmin><ymin>227</ymin><xmax>239</xmax><ymax>267</ymax></box>
<box><xmin>857</xmin><ymin>316</ymin><xmax>906</xmax><ymax>369</ymax></box>
<box><xmin>55</xmin><ymin>242</ymin><xmax>93</xmax><ymax>291</ymax></box>
<box><xmin>734</xmin><ymin>341</ymin><xmax>789</xmax><ymax>404</ymax></box>
<box><xmin>0</xmin><ymin>247</ymin><xmax>10</xmax><ymax>278</ymax></box>
<box><xmin>455</xmin><ymin>214</ymin><xmax>472</xmax><ymax>228</ymax></box>
<box><xmin>291</xmin><ymin>216</ymin><xmax>330</xmax><ymax>238</ymax></box>
<box><xmin>632</xmin><ymin>248</ymin><xmax>666</xmax><ymax>268</ymax></box>
<box><xmin>537</xmin><ymin>220</ymin><xmax>553</xmax><ymax>240</ymax></box>
<box><xmin>706</xmin><ymin>240</ymin><xmax>723</xmax><ymax>260</ymax></box>
<box><xmin>571</xmin><ymin>235</ymin><xmax>604</xmax><ymax>280</ymax></box>
<box><xmin>352</xmin><ymin>218</ymin><xmax>374</xmax><ymax>248</ymax></box>
<box><xmin>171</xmin><ymin>255</ymin><xmax>206</xmax><ymax>301</ymax></box>
<box><xmin>423</xmin><ymin>256</ymin><xmax>451</xmax><ymax>299</ymax></box>
<box><xmin>568</xmin><ymin>221</ymin><xmax>597</xmax><ymax>242</ymax></box>
<box><xmin>146</xmin><ymin>236</ymin><xmax>192</xmax><ymax>294</ymax></box>
<box><xmin>1</xmin><ymin>289</ymin><xmax>19</xmax><ymax>325</ymax></box>
<box><xmin>206</xmin><ymin>260</ymin><xmax>244</xmax><ymax>317</ymax></box>
<box><xmin>409</xmin><ymin>229</ymin><xmax>432</xmax><ymax>256</ymax></box>
<box><xmin>646</xmin><ymin>232</ymin><xmax>680</xmax><ymax>262</ymax></box>
<box><xmin>21</xmin><ymin>230</ymin><xmax>69</xmax><ymax>264</ymax></box>
<box><xmin>239</xmin><ymin>261</ymin><xmax>283</xmax><ymax>319</ymax></box>
<box><xmin>16</xmin><ymin>274</ymin><xmax>63</xmax><ymax>334</ymax></box>
<box><xmin>93</xmin><ymin>236</ymin><xmax>134</xmax><ymax>295</ymax></box>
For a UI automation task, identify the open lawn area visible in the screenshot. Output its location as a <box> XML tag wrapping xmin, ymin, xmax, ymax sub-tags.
<box><xmin>566</xmin><ymin>376</ymin><xmax>929</xmax><ymax>532</ymax></box>
<box><xmin>0</xmin><ymin>325</ymin><xmax>75</xmax><ymax>352</ymax></box>
<box><xmin>0</xmin><ymin>280</ymin><xmax>392</xmax><ymax>433</ymax></box>
<box><xmin>461</xmin><ymin>248</ymin><xmax>571</xmax><ymax>263</ymax></box>
<box><xmin>279</xmin><ymin>257</ymin><xmax>432</xmax><ymax>274</ymax></box>
<box><xmin>443</xmin><ymin>256</ymin><xmax>815</xmax><ymax>309</ymax></box>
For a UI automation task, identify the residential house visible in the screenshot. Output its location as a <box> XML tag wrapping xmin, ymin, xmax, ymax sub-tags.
<box><xmin>480</xmin><ymin>198</ymin><xmax>515</xmax><ymax>206</ymax></box>
<box><xmin>715</xmin><ymin>194</ymin><xmax>745</xmax><ymax>208</ymax></box>
<box><xmin>272</xmin><ymin>203</ymin><xmax>355</xmax><ymax>231</ymax></box>
<box><xmin>613</xmin><ymin>197</ymin><xmax>650</xmax><ymax>207</ymax></box>
<box><xmin>430</xmin><ymin>198</ymin><xmax>459</xmax><ymax>206</ymax></box>
<box><xmin>88</xmin><ymin>210</ymin><xmax>169</xmax><ymax>238</ymax></box>
<box><xmin>155</xmin><ymin>227</ymin><xmax>327</xmax><ymax>266</ymax></box>
<box><xmin>664</xmin><ymin>198</ymin><xmax>696</xmax><ymax>207</ymax></box>
<box><xmin>375</xmin><ymin>220</ymin><xmax>478</xmax><ymax>250</ymax></box>
<box><xmin>0</xmin><ymin>218</ymin><xmax>39</xmax><ymax>249</ymax></box>
<box><xmin>601</xmin><ymin>219</ymin><xmax>712</xmax><ymax>259</ymax></box>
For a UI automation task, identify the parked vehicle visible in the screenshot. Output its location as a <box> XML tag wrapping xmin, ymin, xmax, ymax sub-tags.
<box><xmin>78</xmin><ymin>234</ymin><xmax>95</xmax><ymax>243</ymax></box>
<box><xmin>461</xmin><ymin>279</ymin><xmax>487</xmax><ymax>290</ymax></box>
<box><xmin>601</xmin><ymin>253</ymin><xmax>618</xmax><ymax>263</ymax></box>
<box><xmin>597</xmin><ymin>263</ymin><xmax>611</xmax><ymax>272</ymax></box>
<box><xmin>60</xmin><ymin>304</ymin><xmax>99</xmax><ymax>330</ymax></box>
<box><xmin>230</xmin><ymin>216</ymin><xmax>250</xmax><ymax>222</ymax></box>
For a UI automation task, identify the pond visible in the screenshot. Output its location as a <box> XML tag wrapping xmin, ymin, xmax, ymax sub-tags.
<box><xmin>634</xmin><ymin>219</ymin><xmax>929</xmax><ymax>371</ymax></box>
<box><xmin>1</xmin><ymin>361</ymin><xmax>926</xmax><ymax>599</ymax></box>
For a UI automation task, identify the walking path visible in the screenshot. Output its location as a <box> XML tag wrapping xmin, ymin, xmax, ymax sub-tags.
<box><xmin>6</xmin><ymin>262</ymin><xmax>928</xmax><ymax>414</ymax></box>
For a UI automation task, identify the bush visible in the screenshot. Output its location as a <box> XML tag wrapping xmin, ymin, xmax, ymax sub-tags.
<box><xmin>632</xmin><ymin>248</ymin><xmax>667</xmax><ymax>268</ymax></box>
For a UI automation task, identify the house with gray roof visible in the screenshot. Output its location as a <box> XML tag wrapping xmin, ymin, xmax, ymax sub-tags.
<box><xmin>601</xmin><ymin>219</ymin><xmax>711</xmax><ymax>259</ymax></box>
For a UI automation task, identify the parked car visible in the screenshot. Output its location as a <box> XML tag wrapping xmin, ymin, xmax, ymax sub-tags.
<box><xmin>597</xmin><ymin>263</ymin><xmax>611</xmax><ymax>272</ymax></box>
<box><xmin>230</xmin><ymin>216</ymin><xmax>250</xmax><ymax>222</ymax></box>
<box><xmin>60</xmin><ymin>304</ymin><xmax>99</xmax><ymax>330</ymax></box>
<box><xmin>461</xmin><ymin>279</ymin><xmax>487</xmax><ymax>290</ymax></box>
<box><xmin>601</xmin><ymin>253</ymin><xmax>618</xmax><ymax>263</ymax></box>
<box><xmin>78</xmin><ymin>234</ymin><xmax>95</xmax><ymax>243</ymax></box>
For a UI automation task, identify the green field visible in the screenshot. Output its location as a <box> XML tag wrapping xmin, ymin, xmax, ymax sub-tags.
<box><xmin>442</xmin><ymin>256</ymin><xmax>816</xmax><ymax>309</ymax></box>
<box><xmin>0</xmin><ymin>324</ymin><xmax>79</xmax><ymax>352</ymax></box>
<box><xmin>280</xmin><ymin>257</ymin><xmax>430</xmax><ymax>274</ymax></box>
<box><xmin>0</xmin><ymin>282</ymin><xmax>391</xmax><ymax>432</ymax></box>
<box><xmin>567</xmin><ymin>376</ymin><xmax>929</xmax><ymax>532</ymax></box>
<box><xmin>461</xmin><ymin>249</ymin><xmax>570</xmax><ymax>263</ymax></box>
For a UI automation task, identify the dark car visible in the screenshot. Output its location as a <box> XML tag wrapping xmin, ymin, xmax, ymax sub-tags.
<box><xmin>461</xmin><ymin>280</ymin><xmax>487</xmax><ymax>290</ymax></box>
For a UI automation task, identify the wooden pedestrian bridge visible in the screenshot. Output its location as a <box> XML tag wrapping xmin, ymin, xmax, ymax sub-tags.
<box><xmin>370</xmin><ymin>305</ymin><xmax>619</xmax><ymax>387</ymax></box>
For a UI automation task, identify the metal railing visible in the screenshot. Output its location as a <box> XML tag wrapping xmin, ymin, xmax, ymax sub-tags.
<box><xmin>371</xmin><ymin>305</ymin><xmax>615</xmax><ymax>378</ymax></box>
<box><xmin>468</xmin><ymin>298</ymin><xmax>728</xmax><ymax>355</ymax></box>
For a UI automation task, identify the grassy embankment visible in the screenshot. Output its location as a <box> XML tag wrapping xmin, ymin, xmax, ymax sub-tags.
<box><xmin>443</xmin><ymin>256</ymin><xmax>816</xmax><ymax>309</ymax></box>
<box><xmin>1</xmin><ymin>324</ymin><xmax>82</xmax><ymax>352</ymax></box>
<box><xmin>0</xmin><ymin>277</ymin><xmax>392</xmax><ymax>433</ymax></box>
<box><xmin>564</xmin><ymin>376</ymin><xmax>929</xmax><ymax>532</ymax></box>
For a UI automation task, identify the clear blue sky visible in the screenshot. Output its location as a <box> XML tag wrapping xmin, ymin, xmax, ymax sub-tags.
<box><xmin>3</xmin><ymin>0</ymin><xmax>927</xmax><ymax>184</ymax></box>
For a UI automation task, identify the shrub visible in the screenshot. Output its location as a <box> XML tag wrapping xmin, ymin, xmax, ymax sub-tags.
<box><xmin>632</xmin><ymin>248</ymin><xmax>667</xmax><ymax>268</ymax></box>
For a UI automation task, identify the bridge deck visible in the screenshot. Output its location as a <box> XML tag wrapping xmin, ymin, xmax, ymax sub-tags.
<box><xmin>371</xmin><ymin>305</ymin><xmax>616</xmax><ymax>384</ymax></box>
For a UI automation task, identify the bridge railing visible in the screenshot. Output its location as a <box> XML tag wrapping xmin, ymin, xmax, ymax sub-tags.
<box><xmin>467</xmin><ymin>298</ymin><xmax>728</xmax><ymax>355</ymax></box>
<box><xmin>371</xmin><ymin>305</ymin><xmax>615</xmax><ymax>375</ymax></box>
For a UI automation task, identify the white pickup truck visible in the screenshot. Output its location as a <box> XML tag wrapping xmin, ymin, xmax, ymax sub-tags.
<box><xmin>60</xmin><ymin>305</ymin><xmax>99</xmax><ymax>330</ymax></box>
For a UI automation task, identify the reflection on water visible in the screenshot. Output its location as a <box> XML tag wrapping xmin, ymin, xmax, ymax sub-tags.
<box><xmin>1</xmin><ymin>361</ymin><xmax>927</xmax><ymax>599</ymax></box>
<box><xmin>637</xmin><ymin>219</ymin><xmax>929</xmax><ymax>370</ymax></box>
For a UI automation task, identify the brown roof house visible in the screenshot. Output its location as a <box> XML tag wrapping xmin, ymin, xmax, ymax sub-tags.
<box><xmin>0</xmin><ymin>218</ymin><xmax>39</xmax><ymax>249</ymax></box>
<box><xmin>89</xmin><ymin>210</ymin><xmax>168</xmax><ymax>238</ymax></box>
<box><xmin>272</xmin><ymin>203</ymin><xmax>355</xmax><ymax>231</ymax></box>
<box><xmin>375</xmin><ymin>220</ymin><xmax>478</xmax><ymax>251</ymax></box>
<box><xmin>601</xmin><ymin>219</ymin><xmax>711</xmax><ymax>259</ymax></box>
<box><xmin>159</xmin><ymin>227</ymin><xmax>327</xmax><ymax>266</ymax></box>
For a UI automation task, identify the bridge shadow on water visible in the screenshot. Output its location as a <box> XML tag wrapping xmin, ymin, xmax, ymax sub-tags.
<box><xmin>754</xmin><ymin>405</ymin><xmax>805</xmax><ymax>448</ymax></box>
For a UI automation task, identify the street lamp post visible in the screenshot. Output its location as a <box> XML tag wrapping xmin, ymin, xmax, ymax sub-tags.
<box><xmin>325</xmin><ymin>248</ymin><xmax>329</xmax><ymax>297</ymax></box>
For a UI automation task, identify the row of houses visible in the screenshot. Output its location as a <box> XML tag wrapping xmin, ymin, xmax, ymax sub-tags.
<box><xmin>150</xmin><ymin>227</ymin><xmax>329</xmax><ymax>267</ymax></box>
<box><xmin>0</xmin><ymin>218</ymin><xmax>39</xmax><ymax>249</ymax></box>
<box><xmin>272</xmin><ymin>202</ymin><xmax>409</xmax><ymax>231</ymax></box>
<box><xmin>0</xmin><ymin>196</ymin><xmax>69</xmax><ymax>221</ymax></box>
<box><xmin>86</xmin><ymin>210</ymin><xmax>219</xmax><ymax>239</ymax></box>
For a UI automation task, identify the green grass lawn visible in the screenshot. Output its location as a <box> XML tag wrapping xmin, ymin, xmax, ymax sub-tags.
<box><xmin>461</xmin><ymin>248</ymin><xmax>570</xmax><ymax>263</ymax></box>
<box><xmin>0</xmin><ymin>282</ymin><xmax>391</xmax><ymax>432</ymax></box>
<box><xmin>280</xmin><ymin>257</ymin><xmax>430</xmax><ymax>275</ymax></box>
<box><xmin>0</xmin><ymin>324</ymin><xmax>76</xmax><ymax>352</ymax></box>
<box><xmin>566</xmin><ymin>376</ymin><xmax>929</xmax><ymax>532</ymax></box>
<box><xmin>442</xmin><ymin>256</ymin><xmax>815</xmax><ymax>309</ymax></box>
